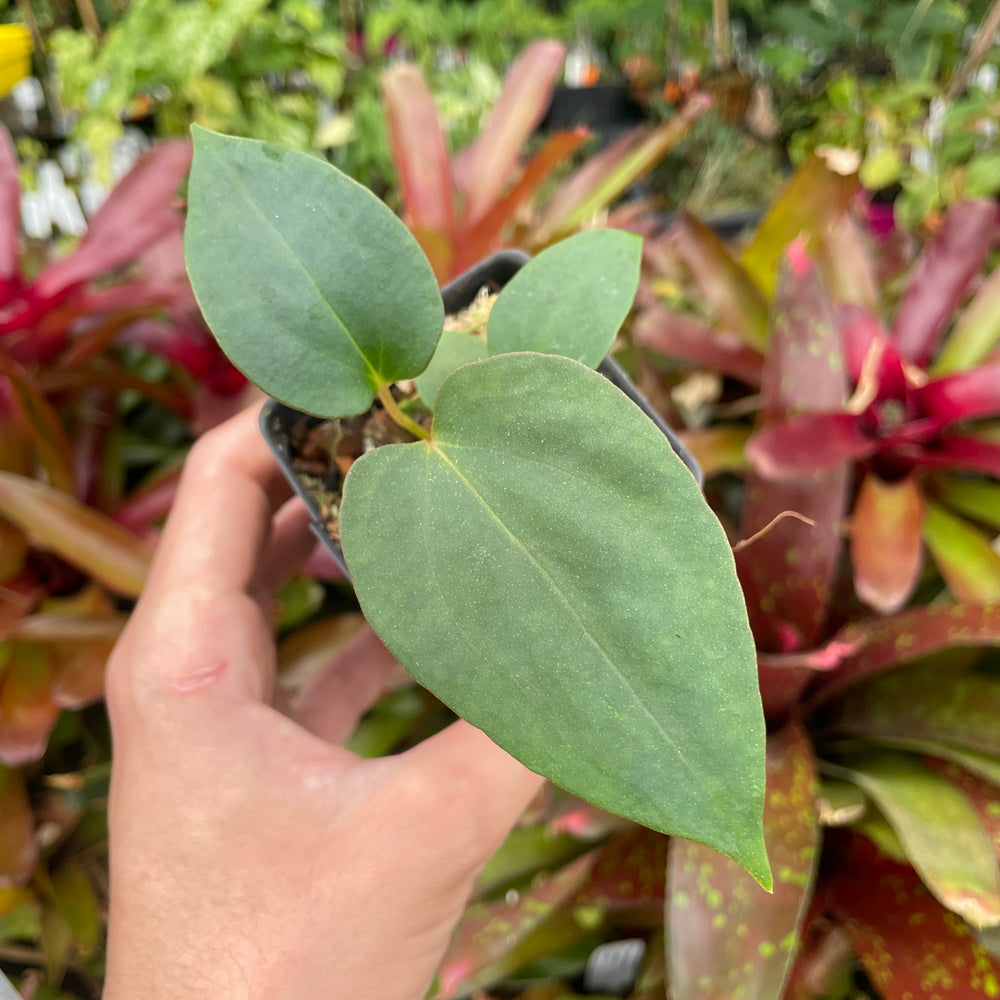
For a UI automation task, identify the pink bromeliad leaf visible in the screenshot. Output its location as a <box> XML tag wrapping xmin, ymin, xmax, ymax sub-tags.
<box><xmin>815</xmin><ymin>213</ymin><xmax>881</xmax><ymax>317</ymax></box>
<box><xmin>746</xmin><ymin>412</ymin><xmax>874</xmax><ymax>478</ymax></box>
<box><xmin>840</xmin><ymin>306</ymin><xmax>889</xmax><ymax>381</ymax></box>
<box><xmin>667</xmin><ymin>722</ymin><xmax>819</xmax><ymax>1000</ymax></box>
<box><xmin>453</xmin><ymin>128</ymin><xmax>590</xmax><ymax>275</ymax></box>
<box><xmin>435</xmin><ymin>853</ymin><xmax>595</xmax><ymax>998</ymax></box>
<box><xmin>815</xmin><ymin>646</ymin><xmax>1000</xmax><ymax>755</ymax></box>
<box><xmin>672</xmin><ymin>211</ymin><xmax>769</xmax><ymax>351</ymax></box>
<box><xmin>737</xmin><ymin>245</ymin><xmax>849</xmax><ymax>677</ymax></box>
<box><xmin>804</xmin><ymin>602</ymin><xmax>1000</xmax><ymax>706</ymax></box>
<box><xmin>632</xmin><ymin>305</ymin><xmax>764</xmax><ymax>387</ymax></box>
<box><xmin>916</xmin><ymin>363</ymin><xmax>1000</xmax><ymax>424</ymax></box>
<box><xmin>826</xmin><ymin>832</ymin><xmax>1000</xmax><ymax>1000</ymax></box>
<box><xmin>909</xmin><ymin>434</ymin><xmax>1000</xmax><ymax>478</ymax></box>
<box><xmin>0</xmin><ymin>127</ymin><xmax>21</xmax><ymax>297</ymax></box>
<box><xmin>892</xmin><ymin>200</ymin><xmax>997</xmax><ymax>366</ymax></box>
<box><xmin>381</xmin><ymin>62</ymin><xmax>454</xmax><ymax>251</ymax></box>
<box><xmin>32</xmin><ymin>139</ymin><xmax>192</xmax><ymax>305</ymax></box>
<box><xmin>531</xmin><ymin>97</ymin><xmax>710</xmax><ymax>244</ymax></box>
<box><xmin>455</xmin><ymin>40</ymin><xmax>566</xmax><ymax>226</ymax></box>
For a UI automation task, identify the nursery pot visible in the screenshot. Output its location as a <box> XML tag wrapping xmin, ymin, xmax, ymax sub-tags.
<box><xmin>260</xmin><ymin>249</ymin><xmax>702</xmax><ymax>580</ymax></box>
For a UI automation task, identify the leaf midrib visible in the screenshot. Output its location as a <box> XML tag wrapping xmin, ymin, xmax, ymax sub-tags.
<box><xmin>430</xmin><ymin>441</ymin><xmax>696</xmax><ymax>780</ymax></box>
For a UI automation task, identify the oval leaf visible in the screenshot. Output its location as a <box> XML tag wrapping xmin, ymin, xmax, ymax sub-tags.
<box><xmin>340</xmin><ymin>353</ymin><xmax>768</xmax><ymax>883</ymax></box>
<box><xmin>185</xmin><ymin>127</ymin><xmax>444</xmax><ymax>417</ymax></box>
<box><xmin>831</xmin><ymin>749</ymin><xmax>1000</xmax><ymax>928</ymax></box>
<box><xmin>487</xmin><ymin>230</ymin><xmax>642</xmax><ymax>368</ymax></box>
<box><xmin>414</xmin><ymin>330</ymin><xmax>488</xmax><ymax>407</ymax></box>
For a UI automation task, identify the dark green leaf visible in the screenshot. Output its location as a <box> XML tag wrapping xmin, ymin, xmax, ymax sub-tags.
<box><xmin>185</xmin><ymin>127</ymin><xmax>444</xmax><ymax>417</ymax></box>
<box><xmin>487</xmin><ymin>230</ymin><xmax>641</xmax><ymax>368</ymax></box>
<box><xmin>341</xmin><ymin>353</ymin><xmax>768</xmax><ymax>883</ymax></box>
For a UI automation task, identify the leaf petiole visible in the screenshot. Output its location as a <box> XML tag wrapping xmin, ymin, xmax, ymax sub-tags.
<box><xmin>377</xmin><ymin>384</ymin><xmax>429</xmax><ymax>440</ymax></box>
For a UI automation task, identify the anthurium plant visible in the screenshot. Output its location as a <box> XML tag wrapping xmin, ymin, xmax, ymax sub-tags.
<box><xmin>184</xmin><ymin>126</ymin><xmax>770</xmax><ymax>885</ymax></box>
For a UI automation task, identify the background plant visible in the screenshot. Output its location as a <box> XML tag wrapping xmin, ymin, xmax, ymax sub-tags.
<box><xmin>619</xmin><ymin>158</ymin><xmax>1000</xmax><ymax>1000</ymax></box>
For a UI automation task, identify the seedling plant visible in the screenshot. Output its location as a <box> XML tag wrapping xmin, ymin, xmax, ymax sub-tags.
<box><xmin>184</xmin><ymin>127</ymin><xmax>770</xmax><ymax>887</ymax></box>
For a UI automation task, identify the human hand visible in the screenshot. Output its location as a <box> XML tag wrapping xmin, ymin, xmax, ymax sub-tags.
<box><xmin>103</xmin><ymin>406</ymin><xmax>543</xmax><ymax>1000</ymax></box>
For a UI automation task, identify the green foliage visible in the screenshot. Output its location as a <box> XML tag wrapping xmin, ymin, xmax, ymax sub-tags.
<box><xmin>51</xmin><ymin>0</ymin><xmax>347</xmax><ymax>172</ymax></box>
<box><xmin>185</xmin><ymin>127</ymin><xmax>770</xmax><ymax>884</ymax></box>
<box><xmin>486</xmin><ymin>229</ymin><xmax>640</xmax><ymax>367</ymax></box>
<box><xmin>791</xmin><ymin>70</ymin><xmax>1000</xmax><ymax>228</ymax></box>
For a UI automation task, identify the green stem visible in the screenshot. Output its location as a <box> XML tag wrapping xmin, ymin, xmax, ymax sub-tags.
<box><xmin>378</xmin><ymin>384</ymin><xmax>429</xmax><ymax>440</ymax></box>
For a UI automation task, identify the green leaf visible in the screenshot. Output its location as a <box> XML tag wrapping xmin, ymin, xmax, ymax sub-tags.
<box><xmin>185</xmin><ymin>127</ymin><xmax>444</xmax><ymax>417</ymax></box>
<box><xmin>820</xmin><ymin>651</ymin><xmax>1000</xmax><ymax>757</ymax></box>
<box><xmin>934</xmin><ymin>477</ymin><xmax>1000</xmax><ymax>531</ymax></box>
<box><xmin>829</xmin><ymin>749</ymin><xmax>1000</xmax><ymax>928</ymax></box>
<box><xmin>414</xmin><ymin>330</ymin><xmax>488</xmax><ymax>407</ymax></box>
<box><xmin>923</xmin><ymin>501</ymin><xmax>1000</xmax><ymax>604</ymax></box>
<box><xmin>487</xmin><ymin>230</ymin><xmax>641</xmax><ymax>368</ymax></box>
<box><xmin>740</xmin><ymin>155</ymin><xmax>857</xmax><ymax>300</ymax></box>
<box><xmin>340</xmin><ymin>353</ymin><xmax>768</xmax><ymax>883</ymax></box>
<box><xmin>934</xmin><ymin>267</ymin><xmax>1000</xmax><ymax>374</ymax></box>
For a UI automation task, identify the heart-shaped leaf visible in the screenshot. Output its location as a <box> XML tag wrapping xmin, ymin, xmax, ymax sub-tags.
<box><xmin>185</xmin><ymin>127</ymin><xmax>444</xmax><ymax>417</ymax></box>
<box><xmin>487</xmin><ymin>230</ymin><xmax>642</xmax><ymax>368</ymax></box>
<box><xmin>415</xmin><ymin>330</ymin><xmax>488</xmax><ymax>407</ymax></box>
<box><xmin>340</xmin><ymin>353</ymin><xmax>768</xmax><ymax>883</ymax></box>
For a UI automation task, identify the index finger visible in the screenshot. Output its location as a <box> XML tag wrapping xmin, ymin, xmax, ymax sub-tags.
<box><xmin>145</xmin><ymin>404</ymin><xmax>293</xmax><ymax>600</ymax></box>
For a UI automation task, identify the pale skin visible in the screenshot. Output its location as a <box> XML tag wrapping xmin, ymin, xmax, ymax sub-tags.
<box><xmin>103</xmin><ymin>406</ymin><xmax>544</xmax><ymax>1000</ymax></box>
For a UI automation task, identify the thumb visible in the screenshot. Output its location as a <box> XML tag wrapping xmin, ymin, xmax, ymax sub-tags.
<box><xmin>402</xmin><ymin>720</ymin><xmax>545</xmax><ymax>856</ymax></box>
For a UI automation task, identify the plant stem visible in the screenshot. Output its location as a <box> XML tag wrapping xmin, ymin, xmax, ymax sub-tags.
<box><xmin>377</xmin><ymin>385</ymin><xmax>429</xmax><ymax>440</ymax></box>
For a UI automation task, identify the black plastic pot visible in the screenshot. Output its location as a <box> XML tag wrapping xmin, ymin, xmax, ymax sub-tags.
<box><xmin>542</xmin><ymin>84</ymin><xmax>646</xmax><ymax>133</ymax></box>
<box><xmin>260</xmin><ymin>250</ymin><xmax>703</xmax><ymax>580</ymax></box>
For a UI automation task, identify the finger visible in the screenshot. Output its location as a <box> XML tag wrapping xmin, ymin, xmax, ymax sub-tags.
<box><xmin>258</xmin><ymin>498</ymin><xmax>317</xmax><ymax>600</ymax></box>
<box><xmin>146</xmin><ymin>404</ymin><xmax>292</xmax><ymax>600</ymax></box>
<box><xmin>108</xmin><ymin>405</ymin><xmax>291</xmax><ymax>712</ymax></box>
<box><xmin>401</xmin><ymin>720</ymin><xmax>545</xmax><ymax>855</ymax></box>
<box><xmin>290</xmin><ymin>626</ymin><xmax>407</xmax><ymax>744</ymax></box>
